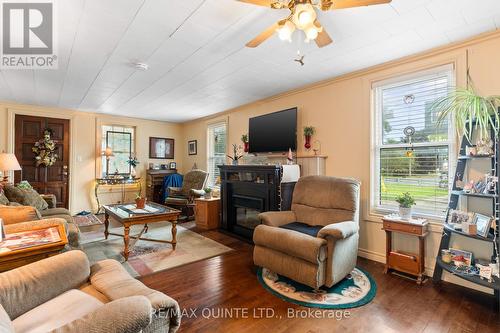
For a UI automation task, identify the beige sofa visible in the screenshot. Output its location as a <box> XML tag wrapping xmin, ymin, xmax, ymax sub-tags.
<box><xmin>253</xmin><ymin>176</ymin><xmax>361</xmax><ymax>289</ymax></box>
<box><xmin>0</xmin><ymin>250</ymin><xmax>180</xmax><ymax>333</ymax></box>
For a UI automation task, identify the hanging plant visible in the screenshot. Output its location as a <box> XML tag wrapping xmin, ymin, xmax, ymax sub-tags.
<box><xmin>433</xmin><ymin>72</ymin><xmax>500</xmax><ymax>142</ymax></box>
<box><xmin>32</xmin><ymin>128</ymin><xmax>58</xmax><ymax>167</ymax></box>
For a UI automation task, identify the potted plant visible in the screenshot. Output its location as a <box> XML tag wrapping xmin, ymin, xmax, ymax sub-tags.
<box><xmin>127</xmin><ymin>156</ymin><xmax>140</xmax><ymax>178</ymax></box>
<box><xmin>303</xmin><ymin>126</ymin><xmax>315</xmax><ymax>149</ymax></box>
<box><xmin>241</xmin><ymin>134</ymin><xmax>249</xmax><ymax>153</ymax></box>
<box><xmin>433</xmin><ymin>77</ymin><xmax>500</xmax><ymax>143</ymax></box>
<box><xmin>395</xmin><ymin>192</ymin><xmax>416</xmax><ymax>220</ymax></box>
<box><xmin>204</xmin><ymin>187</ymin><xmax>212</xmax><ymax>199</ymax></box>
<box><xmin>135</xmin><ymin>193</ymin><xmax>146</xmax><ymax>209</ymax></box>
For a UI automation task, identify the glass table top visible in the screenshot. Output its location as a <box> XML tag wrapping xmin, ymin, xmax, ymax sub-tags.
<box><xmin>103</xmin><ymin>202</ymin><xmax>178</xmax><ymax>219</ymax></box>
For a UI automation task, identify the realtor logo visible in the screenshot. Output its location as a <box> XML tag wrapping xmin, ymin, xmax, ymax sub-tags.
<box><xmin>1</xmin><ymin>1</ymin><xmax>57</xmax><ymax>69</ymax></box>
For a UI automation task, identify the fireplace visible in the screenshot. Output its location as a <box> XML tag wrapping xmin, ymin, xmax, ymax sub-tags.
<box><xmin>218</xmin><ymin>165</ymin><xmax>293</xmax><ymax>240</ymax></box>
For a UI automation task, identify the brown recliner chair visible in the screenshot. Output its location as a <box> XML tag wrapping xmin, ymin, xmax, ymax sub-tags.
<box><xmin>253</xmin><ymin>176</ymin><xmax>361</xmax><ymax>289</ymax></box>
<box><xmin>165</xmin><ymin>169</ymin><xmax>208</xmax><ymax>220</ymax></box>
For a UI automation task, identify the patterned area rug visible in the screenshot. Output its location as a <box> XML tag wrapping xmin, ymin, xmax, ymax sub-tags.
<box><xmin>73</xmin><ymin>214</ymin><xmax>103</xmax><ymax>227</ymax></box>
<box><xmin>257</xmin><ymin>267</ymin><xmax>376</xmax><ymax>309</ymax></box>
<box><xmin>82</xmin><ymin>222</ymin><xmax>232</xmax><ymax>277</ymax></box>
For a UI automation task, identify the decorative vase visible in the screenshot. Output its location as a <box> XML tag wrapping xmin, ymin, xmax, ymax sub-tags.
<box><xmin>204</xmin><ymin>192</ymin><xmax>212</xmax><ymax>199</ymax></box>
<box><xmin>130</xmin><ymin>166</ymin><xmax>137</xmax><ymax>178</ymax></box>
<box><xmin>243</xmin><ymin>142</ymin><xmax>249</xmax><ymax>153</ymax></box>
<box><xmin>232</xmin><ymin>159</ymin><xmax>239</xmax><ymax>166</ymax></box>
<box><xmin>399</xmin><ymin>206</ymin><xmax>412</xmax><ymax>220</ymax></box>
<box><xmin>304</xmin><ymin>135</ymin><xmax>312</xmax><ymax>149</ymax></box>
<box><xmin>135</xmin><ymin>197</ymin><xmax>146</xmax><ymax>209</ymax></box>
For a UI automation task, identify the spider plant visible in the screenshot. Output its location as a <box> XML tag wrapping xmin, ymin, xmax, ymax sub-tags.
<box><xmin>434</xmin><ymin>85</ymin><xmax>500</xmax><ymax>142</ymax></box>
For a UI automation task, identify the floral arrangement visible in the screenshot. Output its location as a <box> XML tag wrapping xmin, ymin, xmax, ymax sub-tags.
<box><xmin>227</xmin><ymin>144</ymin><xmax>243</xmax><ymax>164</ymax></box>
<box><xmin>32</xmin><ymin>129</ymin><xmax>58</xmax><ymax>167</ymax></box>
<box><xmin>127</xmin><ymin>156</ymin><xmax>140</xmax><ymax>167</ymax></box>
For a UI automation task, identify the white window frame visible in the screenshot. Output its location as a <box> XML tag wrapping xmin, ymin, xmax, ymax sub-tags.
<box><xmin>207</xmin><ymin>121</ymin><xmax>227</xmax><ymax>188</ymax></box>
<box><xmin>370</xmin><ymin>64</ymin><xmax>456</xmax><ymax>220</ymax></box>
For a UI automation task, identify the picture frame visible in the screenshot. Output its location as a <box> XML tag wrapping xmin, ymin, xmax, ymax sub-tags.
<box><xmin>447</xmin><ymin>209</ymin><xmax>473</xmax><ymax>225</ymax></box>
<box><xmin>169</xmin><ymin>162</ymin><xmax>177</xmax><ymax>170</ymax></box>
<box><xmin>149</xmin><ymin>137</ymin><xmax>174</xmax><ymax>159</ymax></box>
<box><xmin>473</xmin><ymin>213</ymin><xmax>493</xmax><ymax>238</ymax></box>
<box><xmin>449</xmin><ymin>248</ymin><xmax>473</xmax><ymax>267</ymax></box>
<box><xmin>188</xmin><ymin>140</ymin><xmax>197</xmax><ymax>155</ymax></box>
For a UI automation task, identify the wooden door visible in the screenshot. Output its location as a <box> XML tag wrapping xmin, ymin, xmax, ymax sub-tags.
<box><xmin>14</xmin><ymin>115</ymin><xmax>70</xmax><ymax>208</ymax></box>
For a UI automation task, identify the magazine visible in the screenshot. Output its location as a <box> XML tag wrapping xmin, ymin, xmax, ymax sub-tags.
<box><xmin>0</xmin><ymin>227</ymin><xmax>61</xmax><ymax>253</ymax></box>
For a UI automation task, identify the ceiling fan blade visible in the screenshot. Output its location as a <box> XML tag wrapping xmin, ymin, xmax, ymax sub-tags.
<box><xmin>237</xmin><ymin>0</ymin><xmax>287</xmax><ymax>9</ymax></box>
<box><xmin>313</xmin><ymin>21</ymin><xmax>333</xmax><ymax>48</ymax></box>
<box><xmin>323</xmin><ymin>0</ymin><xmax>392</xmax><ymax>10</ymax></box>
<box><xmin>246</xmin><ymin>22</ymin><xmax>281</xmax><ymax>48</ymax></box>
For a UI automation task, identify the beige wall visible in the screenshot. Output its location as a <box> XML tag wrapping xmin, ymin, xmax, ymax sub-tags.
<box><xmin>180</xmin><ymin>30</ymin><xmax>500</xmax><ymax>292</ymax></box>
<box><xmin>0</xmin><ymin>103</ymin><xmax>183</xmax><ymax>215</ymax></box>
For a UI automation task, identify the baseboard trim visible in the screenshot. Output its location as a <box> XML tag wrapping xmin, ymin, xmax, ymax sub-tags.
<box><xmin>358</xmin><ymin>248</ymin><xmax>385</xmax><ymax>264</ymax></box>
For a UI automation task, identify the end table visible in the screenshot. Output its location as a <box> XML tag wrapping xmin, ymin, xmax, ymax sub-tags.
<box><xmin>194</xmin><ymin>198</ymin><xmax>220</xmax><ymax>230</ymax></box>
<box><xmin>382</xmin><ymin>216</ymin><xmax>429</xmax><ymax>285</ymax></box>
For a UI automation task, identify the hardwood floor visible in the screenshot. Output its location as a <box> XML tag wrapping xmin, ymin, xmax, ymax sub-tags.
<box><xmin>140</xmin><ymin>224</ymin><xmax>500</xmax><ymax>333</ymax></box>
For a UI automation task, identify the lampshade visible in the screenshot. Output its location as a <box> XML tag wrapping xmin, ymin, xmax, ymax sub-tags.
<box><xmin>103</xmin><ymin>147</ymin><xmax>114</xmax><ymax>158</ymax></box>
<box><xmin>0</xmin><ymin>153</ymin><xmax>21</xmax><ymax>171</ymax></box>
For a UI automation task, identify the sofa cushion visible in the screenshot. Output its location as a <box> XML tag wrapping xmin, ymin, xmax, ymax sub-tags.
<box><xmin>40</xmin><ymin>208</ymin><xmax>72</xmax><ymax>220</ymax></box>
<box><xmin>0</xmin><ymin>205</ymin><xmax>41</xmax><ymax>225</ymax></box>
<box><xmin>280</xmin><ymin>222</ymin><xmax>323</xmax><ymax>237</ymax></box>
<box><xmin>12</xmin><ymin>289</ymin><xmax>103</xmax><ymax>333</ymax></box>
<box><xmin>0</xmin><ymin>304</ymin><xmax>14</xmax><ymax>333</ymax></box>
<box><xmin>3</xmin><ymin>184</ymin><xmax>48</xmax><ymax>211</ymax></box>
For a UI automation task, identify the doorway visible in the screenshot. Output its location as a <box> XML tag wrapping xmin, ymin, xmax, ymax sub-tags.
<box><xmin>14</xmin><ymin>115</ymin><xmax>70</xmax><ymax>208</ymax></box>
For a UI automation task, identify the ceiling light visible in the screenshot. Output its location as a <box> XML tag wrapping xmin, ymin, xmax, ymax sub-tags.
<box><xmin>293</xmin><ymin>3</ymin><xmax>317</xmax><ymax>29</ymax></box>
<box><xmin>277</xmin><ymin>20</ymin><xmax>295</xmax><ymax>42</ymax></box>
<box><xmin>305</xmin><ymin>26</ymin><xmax>319</xmax><ymax>41</ymax></box>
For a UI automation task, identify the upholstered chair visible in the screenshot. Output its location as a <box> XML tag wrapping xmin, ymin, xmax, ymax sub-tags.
<box><xmin>0</xmin><ymin>250</ymin><xmax>181</xmax><ymax>333</ymax></box>
<box><xmin>165</xmin><ymin>169</ymin><xmax>208</xmax><ymax>220</ymax></box>
<box><xmin>253</xmin><ymin>176</ymin><xmax>361</xmax><ymax>289</ymax></box>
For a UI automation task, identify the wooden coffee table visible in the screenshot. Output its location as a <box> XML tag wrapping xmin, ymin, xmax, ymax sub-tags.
<box><xmin>103</xmin><ymin>202</ymin><xmax>181</xmax><ymax>260</ymax></box>
<box><xmin>0</xmin><ymin>224</ymin><xmax>68</xmax><ymax>272</ymax></box>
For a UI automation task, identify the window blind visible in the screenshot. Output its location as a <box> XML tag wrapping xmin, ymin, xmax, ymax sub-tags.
<box><xmin>207</xmin><ymin>122</ymin><xmax>227</xmax><ymax>187</ymax></box>
<box><xmin>374</xmin><ymin>67</ymin><xmax>454</xmax><ymax>217</ymax></box>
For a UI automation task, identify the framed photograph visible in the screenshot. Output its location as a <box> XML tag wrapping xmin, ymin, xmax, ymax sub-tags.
<box><xmin>188</xmin><ymin>140</ymin><xmax>197</xmax><ymax>155</ymax></box>
<box><xmin>149</xmin><ymin>137</ymin><xmax>174</xmax><ymax>159</ymax></box>
<box><xmin>449</xmin><ymin>248</ymin><xmax>473</xmax><ymax>267</ymax></box>
<box><xmin>447</xmin><ymin>209</ymin><xmax>473</xmax><ymax>225</ymax></box>
<box><xmin>472</xmin><ymin>213</ymin><xmax>493</xmax><ymax>237</ymax></box>
<box><xmin>169</xmin><ymin>162</ymin><xmax>177</xmax><ymax>170</ymax></box>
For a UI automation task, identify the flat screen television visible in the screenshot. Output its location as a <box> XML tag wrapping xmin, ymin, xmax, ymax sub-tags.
<box><xmin>249</xmin><ymin>107</ymin><xmax>297</xmax><ymax>153</ymax></box>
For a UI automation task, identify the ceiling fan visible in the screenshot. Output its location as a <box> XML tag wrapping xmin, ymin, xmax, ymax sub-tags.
<box><xmin>240</xmin><ymin>0</ymin><xmax>392</xmax><ymax>48</ymax></box>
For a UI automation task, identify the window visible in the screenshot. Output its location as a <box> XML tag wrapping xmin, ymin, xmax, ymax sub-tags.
<box><xmin>207</xmin><ymin>122</ymin><xmax>227</xmax><ymax>187</ymax></box>
<box><xmin>372</xmin><ymin>65</ymin><xmax>455</xmax><ymax>218</ymax></box>
<box><xmin>101</xmin><ymin>125</ymin><xmax>135</xmax><ymax>177</ymax></box>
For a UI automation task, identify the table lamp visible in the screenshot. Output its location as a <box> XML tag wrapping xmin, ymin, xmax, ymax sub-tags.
<box><xmin>0</xmin><ymin>153</ymin><xmax>21</xmax><ymax>183</ymax></box>
<box><xmin>103</xmin><ymin>147</ymin><xmax>114</xmax><ymax>176</ymax></box>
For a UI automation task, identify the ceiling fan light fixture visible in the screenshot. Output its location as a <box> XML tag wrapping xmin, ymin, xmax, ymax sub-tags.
<box><xmin>277</xmin><ymin>20</ymin><xmax>295</xmax><ymax>42</ymax></box>
<box><xmin>305</xmin><ymin>26</ymin><xmax>319</xmax><ymax>40</ymax></box>
<box><xmin>294</xmin><ymin>3</ymin><xmax>317</xmax><ymax>29</ymax></box>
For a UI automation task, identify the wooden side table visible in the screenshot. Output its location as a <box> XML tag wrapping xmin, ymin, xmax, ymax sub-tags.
<box><xmin>195</xmin><ymin>198</ymin><xmax>220</xmax><ymax>230</ymax></box>
<box><xmin>382</xmin><ymin>217</ymin><xmax>428</xmax><ymax>285</ymax></box>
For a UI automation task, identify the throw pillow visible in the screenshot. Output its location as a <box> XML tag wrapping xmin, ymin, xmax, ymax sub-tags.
<box><xmin>3</xmin><ymin>184</ymin><xmax>48</xmax><ymax>211</ymax></box>
<box><xmin>0</xmin><ymin>205</ymin><xmax>41</xmax><ymax>225</ymax></box>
